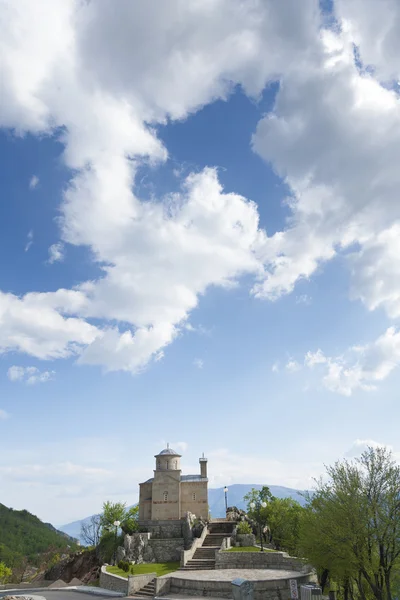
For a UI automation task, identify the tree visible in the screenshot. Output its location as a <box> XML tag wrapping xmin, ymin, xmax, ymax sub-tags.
<box><xmin>299</xmin><ymin>446</ymin><xmax>400</xmax><ymax>600</ymax></box>
<box><xmin>80</xmin><ymin>515</ymin><xmax>102</xmax><ymax>547</ymax></box>
<box><xmin>0</xmin><ymin>561</ymin><xmax>12</xmax><ymax>584</ymax></box>
<box><xmin>266</xmin><ymin>497</ymin><xmax>304</xmax><ymax>555</ymax></box>
<box><xmin>99</xmin><ymin>502</ymin><xmax>139</xmax><ymax>536</ymax></box>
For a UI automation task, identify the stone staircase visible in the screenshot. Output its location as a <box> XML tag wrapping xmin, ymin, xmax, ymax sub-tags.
<box><xmin>131</xmin><ymin>577</ymin><xmax>155</xmax><ymax>598</ymax></box>
<box><xmin>180</xmin><ymin>520</ymin><xmax>235</xmax><ymax>571</ymax></box>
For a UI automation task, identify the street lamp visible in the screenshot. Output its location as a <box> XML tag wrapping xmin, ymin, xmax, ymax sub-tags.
<box><xmin>113</xmin><ymin>520</ymin><xmax>121</xmax><ymax>566</ymax></box>
<box><xmin>224</xmin><ymin>486</ymin><xmax>228</xmax><ymax>513</ymax></box>
<box><xmin>250</xmin><ymin>500</ymin><xmax>267</xmax><ymax>552</ymax></box>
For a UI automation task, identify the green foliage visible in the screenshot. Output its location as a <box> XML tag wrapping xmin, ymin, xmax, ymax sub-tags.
<box><xmin>121</xmin><ymin>506</ymin><xmax>139</xmax><ymax>535</ymax></box>
<box><xmin>237</xmin><ymin>520</ymin><xmax>252</xmax><ymax>534</ymax></box>
<box><xmin>107</xmin><ymin>562</ymin><xmax>180</xmax><ymax>578</ymax></box>
<box><xmin>117</xmin><ymin>560</ymin><xmax>130</xmax><ymax>573</ymax></box>
<box><xmin>243</xmin><ymin>487</ymin><xmax>304</xmax><ymax>555</ymax></box>
<box><xmin>244</xmin><ymin>486</ymin><xmax>273</xmax><ymax>529</ymax></box>
<box><xmin>99</xmin><ymin>502</ymin><xmax>139</xmax><ymax>537</ymax></box>
<box><xmin>299</xmin><ymin>446</ymin><xmax>400</xmax><ymax>600</ymax></box>
<box><xmin>266</xmin><ymin>497</ymin><xmax>304</xmax><ymax>555</ymax></box>
<box><xmin>97</xmin><ymin>530</ymin><xmax>124</xmax><ymax>563</ymax></box>
<box><xmin>0</xmin><ymin>503</ymin><xmax>77</xmax><ymax>569</ymax></box>
<box><xmin>100</xmin><ymin>501</ymin><xmax>127</xmax><ymax>533</ymax></box>
<box><xmin>0</xmin><ymin>561</ymin><xmax>12</xmax><ymax>584</ymax></box>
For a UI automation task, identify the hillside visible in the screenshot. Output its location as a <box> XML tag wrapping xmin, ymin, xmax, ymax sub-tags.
<box><xmin>59</xmin><ymin>484</ymin><xmax>306</xmax><ymax>543</ymax></box>
<box><xmin>0</xmin><ymin>503</ymin><xmax>78</xmax><ymax>569</ymax></box>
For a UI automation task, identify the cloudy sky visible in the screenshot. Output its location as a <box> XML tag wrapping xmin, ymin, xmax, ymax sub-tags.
<box><xmin>1</xmin><ymin>0</ymin><xmax>399</xmax><ymax>526</ymax></box>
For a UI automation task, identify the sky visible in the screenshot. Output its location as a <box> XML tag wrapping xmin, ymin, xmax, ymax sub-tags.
<box><xmin>1</xmin><ymin>0</ymin><xmax>400</xmax><ymax>526</ymax></box>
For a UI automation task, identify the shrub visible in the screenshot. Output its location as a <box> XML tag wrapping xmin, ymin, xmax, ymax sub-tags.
<box><xmin>237</xmin><ymin>521</ymin><xmax>252</xmax><ymax>535</ymax></box>
<box><xmin>117</xmin><ymin>560</ymin><xmax>130</xmax><ymax>573</ymax></box>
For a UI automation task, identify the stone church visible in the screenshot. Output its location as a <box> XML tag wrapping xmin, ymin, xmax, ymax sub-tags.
<box><xmin>139</xmin><ymin>445</ymin><xmax>208</xmax><ymax>522</ymax></box>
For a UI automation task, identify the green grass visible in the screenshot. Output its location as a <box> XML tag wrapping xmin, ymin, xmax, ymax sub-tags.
<box><xmin>107</xmin><ymin>562</ymin><xmax>180</xmax><ymax>578</ymax></box>
<box><xmin>225</xmin><ymin>546</ymin><xmax>277</xmax><ymax>552</ymax></box>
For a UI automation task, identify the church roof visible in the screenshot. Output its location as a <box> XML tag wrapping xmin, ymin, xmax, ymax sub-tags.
<box><xmin>156</xmin><ymin>446</ymin><xmax>181</xmax><ymax>456</ymax></box>
<box><xmin>143</xmin><ymin>474</ymin><xmax>206</xmax><ymax>484</ymax></box>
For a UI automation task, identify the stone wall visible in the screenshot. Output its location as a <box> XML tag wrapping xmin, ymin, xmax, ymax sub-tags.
<box><xmin>216</xmin><ymin>550</ymin><xmax>306</xmax><ymax>571</ymax></box>
<box><xmin>180</xmin><ymin>481</ymin><xmax>208</xmax><ymax>519</ymax></box>
<box><xmin>123</xmin><ymin>532</ymin><xmax>184</xmax><ymax>563</ymax></box>
<box><xmin>235</xmin><ymin>533</ymin><xmax>256</xmax><ymax>547</ymax></box>
<box><xmin>181</xmin><ymin>525</ymin><xmax>209</xmax><ymax>566</ymax></box>
<box><xmin>127</xmin><ymin>572</ymin><xmax>157</xmax><ymax>595</ymax></box>
<box><xmin>149</xmin><ymin>538</ymin><xmax>184</xmax><ymax>562</ymax></box>
<box><xmin>139</xmin><ymin>519</ymin><xmax>183</xmax><ymax>538</ymax></box>
<box><xmin>99</xmin><ymin>566</ymin><xmax>128</xmax><ymax>594</ymax></box>
<box><xmin>232</xmin><ymin>573</ymin><xmax>314</xmax><ymax>600</ymax></box>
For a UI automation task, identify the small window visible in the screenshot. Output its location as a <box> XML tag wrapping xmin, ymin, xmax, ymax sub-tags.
<box><xmin>157</xmin><ymin>460</ymin><xmax>160</xmax><ymax>469</ymax></box>
<box><xmin>163</xmin><ymin>491</ymin><xmax>168</xmax><ymax>502</ymax></box>
<box><xmin>167</xmin><ymin>460</ymin><xmax>169</xmax><ymax>470</ymax></box>
<box><xmin>192</xmin><ymin>492</ymin><xmax>196</xmax><ymax>501</ymax></box>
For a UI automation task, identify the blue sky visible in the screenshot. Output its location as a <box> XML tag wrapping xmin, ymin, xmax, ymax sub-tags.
<box><xmin>1</xmin><ymin>0</ymin><xmax>400</xmax><ymax>525</ymax></box>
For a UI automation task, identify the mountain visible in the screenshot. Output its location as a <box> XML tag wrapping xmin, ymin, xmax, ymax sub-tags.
<box><xmin>59</xmin><ymin>484</ymin><xmax>306</xmax><ymax>543</ymax></box>
<box><xmin>209</xmin><ymin>484</ymin><xmax>306</xmax><ymax>517</ymax></box>
<box><xmin>0</xmin><ymin>503</ymin><xmax>78</xmax><ymax>570</ymax></box>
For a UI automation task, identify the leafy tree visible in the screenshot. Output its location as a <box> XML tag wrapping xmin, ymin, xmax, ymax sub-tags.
<box><xmin>299</xmin><ymin>446</ymin><xmax>400</xmax><ymax>600</ymax></box>
<box><xmin>121</xmin><ymin>506</ymin><xmax>139</xmax><ymax>535</ymax></box>
<box><xmin>100</xmin><ymin>502</ymin><xmax>138</xmax><ymax>537</ymax></box>
<box><xmin>244</xmin><ymin>486</ymin><xmax>273</xmax><ymax>533</ymax></box>
<box><xmin>266</xmin><ymin>497</ymin><xmax>304</xmax><ymax>555</ymax></box>
<box><xmin>80</xmin><ymin>515</ymin><xmax>102</xmax><ymax>547</ymax></box>
<box><xmin>0</xmin><ymin>562</ymin><xmax>12</xmax><ymax>584</ymax></box>
<box><xmin>100</xmin><ymin>501</ymin><xmax>128</xmax><ymax>534</ymax></box>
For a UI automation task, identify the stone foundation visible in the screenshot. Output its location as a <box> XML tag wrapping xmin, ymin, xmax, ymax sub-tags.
<box><xmin>216</xmin><ymin>550</ymin><xmax>306</xmax><ymax>571</ymax></box>
<box><xmin>123</xmin><ymin>532</ymin><xmax>183</xmax><ymax>563</ymax></box>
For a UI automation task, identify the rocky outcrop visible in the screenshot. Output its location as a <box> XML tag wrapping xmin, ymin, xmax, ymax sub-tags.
<box><xmin>44</xmin><ymin>549</ymin><xmax>101</xmax><ymax>584</ymax></box>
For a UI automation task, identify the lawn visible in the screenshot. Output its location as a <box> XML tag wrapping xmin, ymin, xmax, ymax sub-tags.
<box><xmin>107</xmin><ymin>562</ymin><xmax>180</xmax><ymax>578</ymax></box>
<box><xmin>225</xmin><ymin>546</ymin><xmax>277</xmax><ymax>552</ymax></box>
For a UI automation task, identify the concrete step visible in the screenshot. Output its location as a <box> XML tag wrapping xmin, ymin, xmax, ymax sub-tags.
<box><xmin>131</xmin><ymin>580</ymin><xmax>155</xmax><ymax>598</ymax></box>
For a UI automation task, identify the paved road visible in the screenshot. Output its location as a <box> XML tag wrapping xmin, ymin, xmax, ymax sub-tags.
<box><xmin>0</xmin><ymin>591</ymin><xmax>121</xmax><ymax>600</ymax></box>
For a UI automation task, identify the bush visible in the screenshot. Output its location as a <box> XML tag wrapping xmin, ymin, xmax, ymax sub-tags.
<box><xmin>117</xmin><ymin>560</ymin><xmax>130</xmax><ymax>573</ymax></box>
<box><xmin>237</xmin><ymin>521</ymin><xmax>252</xmax><ymax>535</ymax></box>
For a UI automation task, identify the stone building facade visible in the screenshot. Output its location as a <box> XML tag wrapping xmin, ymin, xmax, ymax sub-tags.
<box><xmin>139</xmin><ymin>446</ymin><xmax>208</xmax><ymax>522</ymax></box>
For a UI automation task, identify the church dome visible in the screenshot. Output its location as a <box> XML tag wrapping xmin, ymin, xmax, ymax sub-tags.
<box><xmin>157</xmin><ymin>447</ymin><xmax>180</xmax><ymax>456</ymax></box>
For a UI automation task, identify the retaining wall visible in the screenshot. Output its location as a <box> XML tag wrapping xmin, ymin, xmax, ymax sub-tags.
<box><xmin>181</xmin><ymin>526</ymin><xmax>209</xmax><ymax>566</ymax></box>
<box><xmin>149</xmin><ymin>537</ymin><xmax>184</xmax><ymax>562</ymax></box>
<box><xmin>234</xmin><ymin>573</ymin><xmax>313</xmax><ymax>600</ymax></box>
<box><xmin>216</xmin><ymin>550</ymin><xmax>305</xmax><ymax>571</ymax></box>
<box><xmin>99</xmin><ymin>566</ymin><xmax>128</xmax><ymax>594</ymax></box>
<box><xmin>99</xmin><ymin>565</ymin><xmax>157</xmax><ymax>595</ymax></box>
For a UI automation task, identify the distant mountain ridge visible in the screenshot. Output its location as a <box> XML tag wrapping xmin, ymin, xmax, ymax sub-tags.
<box><xmin>59</xmin><ymin>484</ymin><xmax>306</xmax><ymax>543</ymax></box>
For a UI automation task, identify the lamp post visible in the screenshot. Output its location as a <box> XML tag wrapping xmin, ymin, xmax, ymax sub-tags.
<box><xmin>250</xmin><ymin>500</ymin><xmax>267</xmax><ymax>551</ymax></box>
<box><xmin>113</xmin><ymin>520</ymin><xmax>121</xmax><ymax>566</ymax></box>
<box><xmin>224</xmin><ymin>486</ymin><xmax>228</xmax><ymax>514</ymax></box>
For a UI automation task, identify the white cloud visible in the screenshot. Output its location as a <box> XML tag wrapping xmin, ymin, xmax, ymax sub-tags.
<box><xmin>29</xmin><ymin>175</ymin><xmax>39</xmax><ymax>189</ymax></box>
<box><xmin>4</xmin><ymin>0</ymin><xmax>400</xmax><ymax>383</ymax></box>
<box><xmin>0</xmin><ymin>409</ymin><xmax>10</xmax><ymax>420</ymax></box>
<box><xmin>7</xmin><ymin>365</ymin><xmax>55</xmax><ymax>385</ymax></box>
<box><xmin>271</xmin><ymin>361</ymin><xmax>280</xmax><ymax>373</ymax></box>
<box><xmin>345</xmin><ymin>438</ymin><xmax>391</xmax><ymax>458</ymax></box>
<box><xmin>24</xmin><ymin>229</ymin><xmax>33</xmax><ymax>252</ymax></box>
<box><xmin>250</xmin><ymin>13</ymin><xmax>400</xmax><ymax>328</ymax></box>
<box><xmin>193</xmin><ymin>358</ymin><xmax>204</xmax><ymax>369</ymax></box>
<box><xmin>296</xmin><ymin>294</ymin><xmax>312</xmax><ymax>305</ymax></box>
<box><xmin>47</xmin><ymin>242</ymin><xmax>65</xmax><ymax>264</ymax></box>
<box><xmin>304</xmin><ymin>327</ymin><xmax>400</xmax><ymax>396</ymax></box>
<box><xmin>0</xmin><ymin>0</ymin><xmax>322</xmax><ymax>373</ymax></box>
<box><xmin>286</xmin><ymin>359</ymin><xmax>301</xmax><ymax>372</ymax></box>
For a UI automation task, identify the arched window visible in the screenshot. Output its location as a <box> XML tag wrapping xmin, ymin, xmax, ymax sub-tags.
<box><xmin>174</xmin><ymin>461</ymin><xmax>177</xmax><ymax>469</ymax></box>
<box><xmin>192</xmin><ymin>492</ymin><xmax>196</xmax><ymax>501</ymax></box>
<box><xmin>163</xmin><ymin>491</ymin><xmax>168</xmax><ymax>502</ymax></box>
<box><xmin>167</xmin><ymin>460</ymin><xmax>169</xmax><ymax>470</ymax></box>
<box><xmin>157</xmin><ymin>460</ymin><xmax>160</xmax><ymax>469</ymax></box>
